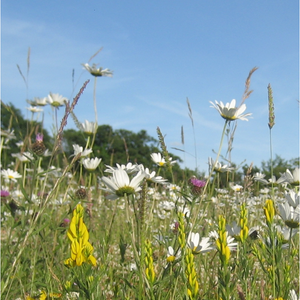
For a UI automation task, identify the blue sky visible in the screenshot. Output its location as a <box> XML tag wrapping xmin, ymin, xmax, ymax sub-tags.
<box><xmin>1</xmin><ymin>1</ymin><xmax>299</xmax><ymax>173</ymax></box>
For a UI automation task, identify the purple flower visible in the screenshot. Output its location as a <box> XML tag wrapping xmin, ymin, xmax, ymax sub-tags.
<box><xmin>36</xmin><ymin>133</ymin><xmax>44</xmax><ymax>142</ymax></box>
<box><xmin>190</xmin><ymin>178</ymin><xmax>206</xmax><ymax>187</ymax></box>
<box><xmin>189</xmin><ymin>177</ymin><xmax>206</xmax><ymax>195</ymax></box>
<box><xmin>60</xmin><ymin>218</ymin><xmax>70</xmax><ymax>228</ymax></box>
<box><xmin>0</xmin><ymin>190</ymin><xmax>10</xmax><ymax>198</ymax></box>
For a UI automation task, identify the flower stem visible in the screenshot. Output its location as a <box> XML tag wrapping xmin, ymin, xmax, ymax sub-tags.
<box><xmin>191</xmin><ymin>120</ymin><xmax>228</xmax><ymax>228</ymax></box>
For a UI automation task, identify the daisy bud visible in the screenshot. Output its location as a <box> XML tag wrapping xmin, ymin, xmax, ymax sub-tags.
<box><xmin>75</xmin><ymin>188</ymin><xmax>87</xmax><ymax>199</ymax></box>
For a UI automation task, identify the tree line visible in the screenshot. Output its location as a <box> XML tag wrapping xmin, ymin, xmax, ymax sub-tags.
<box><xmin>1</xmin><ymin>101</ymin><xmax>298</xmax><ymax>185</ymax></box>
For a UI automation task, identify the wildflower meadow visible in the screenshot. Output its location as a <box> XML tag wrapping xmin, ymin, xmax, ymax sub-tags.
<box><xmin>1</xmin><ymin>51</ymin><xmax>299</xmax><ymax>300</ymax></box>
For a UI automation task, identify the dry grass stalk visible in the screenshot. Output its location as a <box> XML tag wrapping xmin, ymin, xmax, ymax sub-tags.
<box><xmin>240</xmin><ymin>66</ymin><xmax>258</xmax><ymax>105</ymax></box>
<box><xmin>156</xmin><ymin>127</ymin><xmax>171</xmax><ymax>169</ymax></box>
<box><xmin>186</xmin><ymin>97</ymin><xmax>194</xmax><ymax>127</ymax></box>
<box><xmin>54</xmin><ymin>79</ymin><xmax>90</xmax><ymax>152</ymax></box>
<box><xmin>88</xmin><ymin>47</ymin><xmax>103</xmax><ymax>63</ymax></box>
<box><xmin>27</xmin><ymin>47</ymin><xmax>31</xmax><ymax>78</ymax></box>
<box><xmin>243</xmin><ymin>162</ymin><xmax>254</xmax><ymax>192</ymax></box>
<box><xmin>237</xmin><ymin>284</ymin><xmax>246</xmax><ymax>300</ymax></box>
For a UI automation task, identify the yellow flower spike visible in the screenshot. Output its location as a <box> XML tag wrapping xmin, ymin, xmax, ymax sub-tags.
<box><xmin>78</xmin><ymin>218</ymin><xmax>89</xmax><ymax>246</ymax></box>
<box><xmin>70</xmin><ymin>239</ymin><xmax>84</xmax><ymax>266</ymax></box>
<box><xmin>65</xmin><ymin>203</ymin><xmax>97</xmax><ymax>267</ymax></box>
<box><xmin>64</xmin><ymin>280</ymin><xmax>72</xmax><ymax>291</ymax></box>
<box><xmin>39</xmin><ymin>290</ymin><xmax>47</xmax><ymax>300</ymax></box>
<box><xmin>75</xmin><ymin>203</ymin><xmax>84</xmax><ymax>217</ymax></box>
<box><xmin>224</xmin><ymin>245</ymin><xmax>231</xmax><ymax>265</ymax></box>
<box><xmin>67</xmin><ymin>219</ymin><xmax>78</xmax><ymax>241</ymax></box>
<box><xmin>64</xmin><ymin>258</ymin><xmax>76</xmax><ymax>268</ymax></box>
<box><xmin>216</xmin><ymin>239</ymin><xmax>222</xmax><ymax>251</ymax></box>
<box><xmin>220</xmin><ymin>231</ymin><xmax>227</xmax><ymax>243</ymax></box>
<box><xmin>264</xmin><ymin>199</ymin><xmax>275</xmax><ymax>225</ymax></box>
<box><xmin>218</xmin><ymin>215</ymin><xmax>226</xmax><ymax>230</ymax></box>
<box><xmin>88</xmin><ymin>254</ymin><xmax>97</xmax><ymax>266</ymax></box>
<box><xmin>240</xmin><ymin>227</ymin><xmax>249</xmax><ymax>243</ymax></box>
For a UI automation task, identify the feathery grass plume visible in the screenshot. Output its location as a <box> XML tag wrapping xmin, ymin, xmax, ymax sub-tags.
<box><xmin>54</xmin><ymin>80</ymin><xmax>90</xmax><ymax>152</ymax></box>
<box><xmin>243</xmin><ymin>162</ymin><xmax>254</xmax><ymax>192</ymax></box>
<box><xmin>16</xmin><ymin>47</ymin><xmax>31</xmax><ymax>90</ymax></box>
<box><xmin>156</xmin><ymin>127</ymin><xmax>174</xmax><ymax>181</ymax></box>
<box><xmin>267</xmin><ymin>84</ymin><xmax>275</xmax><ymax>199</ymax></box>
<box><xmin>268</xmin><ymin>83</ymin><xmax>275</xmax><ymax>129</ymax></box>
<box><xmin>27</xmin><ymin>47</ymin><xmax>31</xmax><ymax>80</ymax></box>
<box><xmin>70</xmin><ymin>110</ymin><xmax>84</xmax><ymax>131</ymax></box>
<box><xmin>185</xmin><ymin>248</ymin><xmax>199</xmax><ymax>300</ymax></box>
<box><xmin>181</xmin><ymin>125</ymin><xmax>184</xmax><ymax>145</ymax></box>
<box><xmin>156</xmin><ymin>127</ymin><xmax>170</xmax><ymax>162</ymax></box>
<box><xmin>186</xmin><ymin>98</ymin><xmax>198</xmax><ymax>170</ymax></box>
<box><xmin>240</xmin><ymin>66</ymin><xmax>259</xmax><ymax>105</ymax></box>
<box><xmin>88</xmin><ymin>47</ymin><xmax>103</xmax><ymax>63</ymax></box>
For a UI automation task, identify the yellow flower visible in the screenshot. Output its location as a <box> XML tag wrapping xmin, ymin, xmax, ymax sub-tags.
<box><xmin>65</xmin><ymin>204</ymin><xmax>97</xmax><ymax>267</ymax></box>
<box><xmin>264</xmin><ymin>199</ymin><xmax>275</xmax><ymax>225</ymax></box>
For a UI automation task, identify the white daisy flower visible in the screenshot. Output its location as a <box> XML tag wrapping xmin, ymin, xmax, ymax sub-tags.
<box><xmin>47</xmin><ymin>93</ymin><xmax>67</xmax><ymax>107</ymax></box>
<box><xmin>187</xmin><ymin>232</ymin><xmax>214</xmax><ymax>254</ymax></box>
<box><xmin>81</xmin><ymin>120</ymin><xmax>97</xmax><ymax>135</ymax></box>
<box><xmin>100</xmin><ymin>168</ymin><xmax>145</xmax><ymax>200</ymax></box>
<box><xmin>82</xmin><ymin>157</ymin><xmax>102</xmax><ymax>171</ymax></box>
<box><xmin>1</xmin><ymin>168</ymin><xmax>22</xmax><ymax>182</ymax></box>
<box><xmin>82</xmin><ymin>63</ymin><xmax>113</xmax><ymax>77</ymax></box>
<box><xmin>210</xmin><ymin>99</ymin><xmax>252</xmax><ymax>121</ymax></box>
<box><xmin>151</xmin><ymin>152</ymin><xmax>177</xmax><ymax>167</ymax></box>
<box><xmin>72</xmin><ymin>144</ymin><xmax>93</xmax><ymax>157</ymax></box>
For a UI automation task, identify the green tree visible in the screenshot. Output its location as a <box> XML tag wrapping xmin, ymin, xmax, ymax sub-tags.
<box><xmin>1</xmin><ymin>101</ymin><xmax>52</xmax><ymax>168</ymax></box>
<box><xmin>261</xmin><ymin>154</ymin><xmax>299</xmax><ymax>179</ymax></box>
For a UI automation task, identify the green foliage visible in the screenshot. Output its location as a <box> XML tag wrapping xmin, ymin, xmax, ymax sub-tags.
<box><xmin>1</xmin><ymin>101</ymin><xmax>52</xmax><ymax>168</ymax></box>
<box><xmin>261</xmin><ymin>154</ymin><xmax>300</xmax><ymax>179</ymax></box>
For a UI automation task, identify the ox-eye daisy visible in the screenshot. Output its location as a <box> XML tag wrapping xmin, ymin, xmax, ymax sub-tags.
<box><xmin>278</xmin><ymin>201</ymin><xmax>300</xmax><ymax>229</ymax></box>
<box><xmin>47</xmin><ymin>93</ymin><xmax>67</xmax><ymax>107</ymax></box>
<box><xmin>100</xmin><ymin>168</ymin><xmax>145</xmax><ymax>200</ymax></box>
<box><xmin>81</xmin><ymin>120</ymin><xmax>97</xmax><ymax>135</ymax></box>
<box><xmin>82</xmin><ymin>157</ymin><xmax>102</xmax><ymax>171</ymax></box>
<box><xmin>187</xmin><ymin>232</ymin><xmax>214</xmax><ymax>254</ymax></box>
<box><xmin>82</xmin><ymin>63</ymin><xmax>113</xmax><ymax>77</ymax></box>
<box><xmin>1</xmin><ymin>169</ymin><xmax>22</xmax><ymax>182</ymax></box>
<box><xmin>210</xmin><ymin>99</ymin><xmax>252</xmax><ymax>121</ymax></box>
<box><xmin>151</xmin><ymin>153</ymin><xmax>176</xmax><ymax>167</ymax></box>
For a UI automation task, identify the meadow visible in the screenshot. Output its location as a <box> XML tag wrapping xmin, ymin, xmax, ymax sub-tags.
<box><xmin>1</xmin><ymin>57</ymin><xmax>299</xmax><ymax>300</ymax></box>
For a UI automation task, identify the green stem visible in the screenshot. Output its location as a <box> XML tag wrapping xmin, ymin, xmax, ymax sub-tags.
<box><xmin>93</xmin><ymin>77</ymin><xmax>98</xmax><ymax>125</ymax></box>
<box><xmin>269</xmin><ymin>128</ymin><xmax>274</xmax><ymax>199</ymax></box>
<box><xmin>191</xmin><ymin>120</ymin><xmax>228</xmax><ymax>228</ymax></box>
